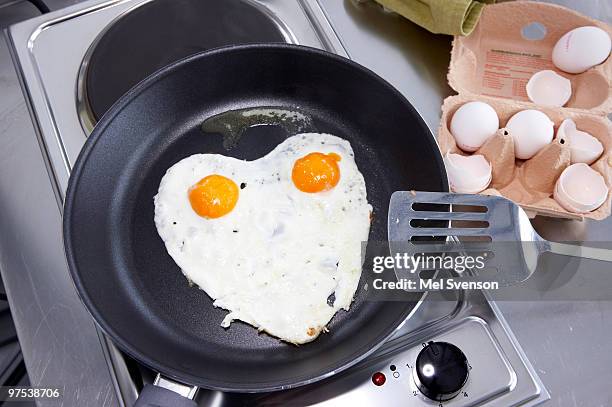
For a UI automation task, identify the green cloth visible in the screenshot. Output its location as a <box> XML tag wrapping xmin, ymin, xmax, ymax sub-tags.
<box><xmin>373</xmin><ymin>0</ymin><xmax>495</xmax><ymax>36</ymax></box>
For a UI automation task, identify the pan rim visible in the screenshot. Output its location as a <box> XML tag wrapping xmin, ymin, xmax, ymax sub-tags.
<box><xmin>63</xmin><ymin>43</ymin><xmax>448</xmax><ymax>392</ymax></box>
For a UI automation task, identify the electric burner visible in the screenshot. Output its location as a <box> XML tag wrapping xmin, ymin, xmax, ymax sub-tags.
<box><xmin>83</xmin><ymin>0</ymin><xmax>290</xmax><ymax>123</ymax></box>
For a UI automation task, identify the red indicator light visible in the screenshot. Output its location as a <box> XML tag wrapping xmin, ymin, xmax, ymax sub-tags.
<box><xmin>372</xmin><ymin>372</ymin><xmax>386</xmax><ymax>386</ymax></box>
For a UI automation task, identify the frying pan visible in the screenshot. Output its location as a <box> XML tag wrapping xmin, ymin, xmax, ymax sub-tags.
<box><xmin>63</xmin><ymin>44</ymin><xmax>448</xmax><ymax>406</ymax></box>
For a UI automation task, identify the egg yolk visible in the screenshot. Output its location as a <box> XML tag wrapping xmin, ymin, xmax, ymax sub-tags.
<box><xmin>292</xmin><ymin>152</ymin><xmax>341</xmax><ymax>193</ymax></box>
<box><xmin>188</xmin><ymin>174</ymin><xmax>239</xmax><ymax>218</ymax></box>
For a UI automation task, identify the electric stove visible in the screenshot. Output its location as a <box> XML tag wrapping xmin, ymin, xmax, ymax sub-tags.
<box><xmin>6</xmin><ymin>0</ymin><xmax>549</xmax><ymax>405</ymax></box>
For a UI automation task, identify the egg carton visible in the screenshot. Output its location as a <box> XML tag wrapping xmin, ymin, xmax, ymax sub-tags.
<box><xmin>440</xmin><ymin>0</ymin><xmax>612</xmax><ymax>220</ymax></box>
<box><xmin>439</xmin><ymin>95</ymin><xmax>612</xmax><ymax>220</ymax></box>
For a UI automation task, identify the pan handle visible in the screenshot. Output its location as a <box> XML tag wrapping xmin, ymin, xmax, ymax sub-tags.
<box><xmin>134</xmin><ymin>374</ymin><xmax>198</xmax><ymax>407</ymax></box>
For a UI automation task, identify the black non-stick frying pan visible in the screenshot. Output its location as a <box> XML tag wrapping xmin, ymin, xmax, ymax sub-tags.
<box><xmin>63</xmin><ymin>44</ymin><xmax>448</xmax><ymax>406</ymax></box>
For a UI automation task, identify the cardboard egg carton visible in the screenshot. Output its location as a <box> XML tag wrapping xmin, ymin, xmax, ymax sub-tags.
<box><xmin>439</xmin><ymin>95</ymin><xmax>612</xmax><ymax>220</ymax></box>
<box><xmin>439</xmin><ymin>1</ymin><xmax>612</xmax><ymax>220</ymax></box>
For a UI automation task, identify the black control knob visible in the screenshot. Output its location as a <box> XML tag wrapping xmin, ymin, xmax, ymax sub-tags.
<box><xmin>414</xmin><ymin>341</ymin><xmax>469</xmax><ymax>401</ymax></box>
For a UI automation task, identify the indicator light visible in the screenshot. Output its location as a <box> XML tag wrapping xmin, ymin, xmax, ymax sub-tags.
<box><xmin>371</xmin><ymin>372</ymin><xmax>386</xmax><ymax>386</ymax></box>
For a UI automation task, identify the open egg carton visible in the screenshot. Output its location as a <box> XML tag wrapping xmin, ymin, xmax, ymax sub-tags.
<box><xmin>438</xmin><ymin>0</ymin><xmax>612</xmax><ymax>220</ymax></box>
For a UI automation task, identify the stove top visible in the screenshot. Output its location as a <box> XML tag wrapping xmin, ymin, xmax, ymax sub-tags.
<box><xmin>6</xmin><ymin>0</ymin><xmax>549</xmax><ymax>405</ymax></box>
<box><xmin>127</xmin><ymin>290</ymin><xmax>548</xmax><ymax>406</ymax></box>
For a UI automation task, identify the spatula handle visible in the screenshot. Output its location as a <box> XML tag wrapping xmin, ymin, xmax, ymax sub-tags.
<box><xmin>548</xmin><ymin>242</ymin><xmax>612</xmax><ymax>263</ymax></box>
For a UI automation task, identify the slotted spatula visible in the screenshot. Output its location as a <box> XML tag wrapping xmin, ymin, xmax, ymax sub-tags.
<box><xmin>388</xmin><ymin>191</ymin><xmax>612</xmax><ymax>287</ymax></box>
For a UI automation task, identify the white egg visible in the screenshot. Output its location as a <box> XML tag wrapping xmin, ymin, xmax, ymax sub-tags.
<box><xmin>505</xmin><ymin>110</ymin><xmax>554</xmax><ymax>160</ymax></box>
<box><xmin>526</xmin><ymin>70</ymin><xmax>572</xmax><ymax>107</ymax></box>
<box><xmin>554</xmin><ymin>163</ymin><xmax>608</xmax><ymax>213</ymax></box>
<box><xmin>450</xmin><ymin>101</ymin><xmax>499</xmax><ymax>152</ymax></box>
<box><xmin>444</xmin><ymin>153</ymin><xmax>492</xmax><ymax>194</ymax></box>
<box><xmin>556</xmin><ymin>119</ymin><xmax>604</xmax><ymax>165</ymax></box>
<box><xmin>154</xmin><ymin>133</ymin><xmax>372</xmax><ymax>344</ymax></box>
<box><xmin>552</xmin><ymin>26</ymin><xmax>611</xmax><ymax>74</ymax></box>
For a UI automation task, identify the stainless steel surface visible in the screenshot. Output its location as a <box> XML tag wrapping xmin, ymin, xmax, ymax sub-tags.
<box><xmin>0</xmin><ymin>2</ymin><xmax>120</xmax><ymax>406</ymax></box>
<box><xmin>316</xmin><ymin>0</ymin><xmax>453</xmax><ymax>132</ymax></box>
<box><xmin>0</xmin><ymin>0</ymin><xmax>607</xmax><ymax>406</ymax></box>
<box><xmin>388</xmin><ymin>191</ymin><xmax>612</xmax><ymax>286</ymax></box>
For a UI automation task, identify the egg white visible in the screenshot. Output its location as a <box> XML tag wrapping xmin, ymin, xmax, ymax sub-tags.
<box><xmin>154</xmin><ymin>133</ymin><xmax>372</xmax><ymax>344</ymax></box>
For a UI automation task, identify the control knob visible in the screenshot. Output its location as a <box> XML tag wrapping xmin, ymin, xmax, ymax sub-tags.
<box><xmin>414</xmin><ymin>341</ymin><xmax>469</xmax><ymax>401</ymax></box>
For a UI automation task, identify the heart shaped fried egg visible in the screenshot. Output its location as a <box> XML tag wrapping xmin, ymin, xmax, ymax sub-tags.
<box><xmin>154</xmin><ymin>133</ymin><xmax>372</xmax><ymax>344</ymax></box>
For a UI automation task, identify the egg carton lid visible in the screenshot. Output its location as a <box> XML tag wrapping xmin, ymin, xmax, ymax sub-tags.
<box><xmin>447</xmin><ymin>0</ymin><xmax>612</xmax><ymax>116</ymax></box>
